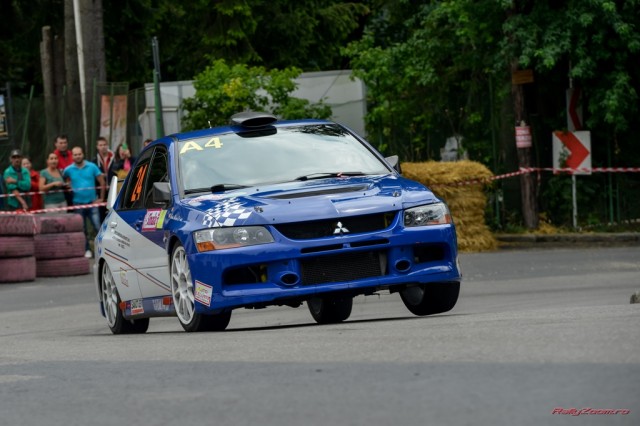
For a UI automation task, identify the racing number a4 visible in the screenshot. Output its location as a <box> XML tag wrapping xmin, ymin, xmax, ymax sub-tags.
<box><xmin>130</xmin><ymin>164</ymin><xmax>148</xmax><ymax>203</ymax></box>
<box><xmin>180</xmin><ymin>137</ymin><xmax>223</xmax><ymax>154</ymax></box>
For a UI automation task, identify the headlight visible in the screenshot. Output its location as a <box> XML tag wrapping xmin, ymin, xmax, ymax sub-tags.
<box><xmin>404</xmin><ymin>202</ymin><xmax>452</xmax><ymax>227</ymax></box>
<box><xmin>194</xmin><ymin>226</ymin><xmax>274</xmax><ymax>252</ymax></box>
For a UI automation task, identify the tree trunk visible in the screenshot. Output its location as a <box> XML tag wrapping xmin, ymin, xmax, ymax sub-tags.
<box><xmin>40</xmin><ymin>26</ymin><xmax>58</xmax><ymax>142</ymax></box>
<box><xmin>81</xmin><ymin>0</ymin><xmax>106</xmax><ymax>155</ymax></box>
<box><xmin>511</xmin><ymin>61</ymin><xmax>538</xmax><ymax>229</ymax></box>
<box><xmin>53</xmin><ymin>34</ymin><xmax>66</xmax><ymax>122</ymax></box>
<box><xmin>64</xmin><ymin>0</ymin><xmax>83</xmax><ymax>146</ymax></box>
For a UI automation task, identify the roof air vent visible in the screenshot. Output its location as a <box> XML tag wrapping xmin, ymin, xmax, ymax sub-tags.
<box><xmin>230</xmin><ymin>111</ymin><xmax>277</xmax><ymax>128</ymax></box>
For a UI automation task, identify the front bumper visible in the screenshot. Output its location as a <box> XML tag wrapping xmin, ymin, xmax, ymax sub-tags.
<box><xmin>188</xmin><ymin>224</ymin><xmax>461</xmax><ymax>312</ymax></box>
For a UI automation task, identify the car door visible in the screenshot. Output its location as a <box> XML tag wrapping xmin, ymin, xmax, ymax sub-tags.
<box><xmin>136</xmin><ymin>147</ymin><xmax>172</xmax><ymax>299</ymax></box>
<box><xmin>109</xmin><ymin>147</ymin><xmax>171</xmax><ymax>300</ymax></box>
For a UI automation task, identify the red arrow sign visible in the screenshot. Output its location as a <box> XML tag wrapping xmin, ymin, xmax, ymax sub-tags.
<box><xmin>554</xmin><ymin>131</ymin><xmax>589</xmax><ymax>169</ymax></box>
<box><xmin>567</xmin><ymin>88</ymin><xmax>583</xmax><ymax>131</ymax></box>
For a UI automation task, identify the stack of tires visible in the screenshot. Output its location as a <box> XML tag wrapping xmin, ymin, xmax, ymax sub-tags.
<box><xmin>34</xmin><ymin>214</ymin><xmax>90</xmax><ymax>277</ymax></box>
<box><xmin>0</xmin><ymin>215</ymin><xmax>37</xmax><ymax>283</ymax></box>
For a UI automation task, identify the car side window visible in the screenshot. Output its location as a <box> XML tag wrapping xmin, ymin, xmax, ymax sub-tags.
<box><xmin>120</xmin><ymin>149</ymin><xmax>153</xmax><ymax>210</ymax></box>
<box><xmin>143</xmin><ymin>148</ymin><xmax>169</xmax><ymax>208</ymax></box>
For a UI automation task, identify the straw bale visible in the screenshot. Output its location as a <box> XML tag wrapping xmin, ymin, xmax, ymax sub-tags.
<box><xmin>401</xmin><ymin>161</ymin><xmax>497</xmax><ymax>252</ymax></box>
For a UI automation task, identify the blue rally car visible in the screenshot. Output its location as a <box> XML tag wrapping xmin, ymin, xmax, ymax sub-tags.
<box><xmin>95</xmin><ymin>112</ymin><xmax>461</xmax><ymax>334</ymax></box>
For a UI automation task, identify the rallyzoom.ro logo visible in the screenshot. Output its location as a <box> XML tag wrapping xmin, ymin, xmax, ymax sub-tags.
<box><xmin>552</xmin><ymin>407</ymin><xmax>630</xmax><ymax>416</ymax></box>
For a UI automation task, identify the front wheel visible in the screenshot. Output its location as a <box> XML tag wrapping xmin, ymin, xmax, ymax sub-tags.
<box><xmin>400</xmin><ymin>282</ymin><xmax>460</xmax><ymax>316</ymax></box>
<box><xmin>170</xmin><ymin>244</ymin><xmax>231</xmax><ymax>332</ymax></box>
<box><xmin>307</xmin><ymin>296</ymin><xmax>353</xmax><ymax>324</ymax></box>
<box><xmin>100</xmin><ymin>262</ymin><xmax>149</xmax><ymax>334</ymax></box>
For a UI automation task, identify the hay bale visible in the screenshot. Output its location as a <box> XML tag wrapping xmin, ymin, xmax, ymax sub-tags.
<box><xmin>402</xmin><ymin>161</ymin><xmax>497</xmax><ymax>252</ymax></box>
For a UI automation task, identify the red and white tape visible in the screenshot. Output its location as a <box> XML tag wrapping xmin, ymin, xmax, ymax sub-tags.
<box><xmin>0</xmin><ymin>202</ymin><xmax>107</xmax><ymax>215</ymax></box>
<box><xmin>430</xmin><ymin>166</ymin><xmax>639</xmax><ymax>188</ymax></box>
<box><xmin>521</xmin><ymin>167</ymin><xmax>640</xmax><ymax>174</ymax></box>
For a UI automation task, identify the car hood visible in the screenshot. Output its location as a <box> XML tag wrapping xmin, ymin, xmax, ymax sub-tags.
<box><xmin>179</xmin><ymin>175</ymin><xmax>439</xmax><ymax>227</ymax></box>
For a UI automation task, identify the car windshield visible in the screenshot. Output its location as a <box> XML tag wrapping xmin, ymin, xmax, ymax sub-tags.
<box><xmin>177</xmin><ymin>124</ymin><xmax>390</xmax><ymax>194</ymax></box>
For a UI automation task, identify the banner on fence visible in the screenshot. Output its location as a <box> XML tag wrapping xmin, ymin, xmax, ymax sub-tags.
<box><xmin>100</xmin><ymin>95</ymin><xmax>128</xmax><ymax>150</ymax></box>
<box><xmin>0</xmin><ymin>95</ymin><xmax>7</xmax><ymax>138</ymax></box>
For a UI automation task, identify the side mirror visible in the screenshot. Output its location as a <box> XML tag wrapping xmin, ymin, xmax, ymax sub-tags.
<box><xmin>106</xmin><ymin>176</ymin><xmax>119</xmax><ymax>210</ymax></box>
<box><xmin>153</xmin><ymin>182</ymin><xmax>171</xmax><ymax>205</ymax></box>
<box><xmin>385</xmin><ymin>155</ymin><xmax>402</xmax><ymax>174</ymax></box>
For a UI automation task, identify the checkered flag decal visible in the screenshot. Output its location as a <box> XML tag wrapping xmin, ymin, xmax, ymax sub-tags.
<box><xmin>202</xmin><ymin>197</ymin><xmax>252</xmax><ymax>227</ymax></box>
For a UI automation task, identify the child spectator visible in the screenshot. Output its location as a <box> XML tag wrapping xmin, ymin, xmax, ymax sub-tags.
<box><xmin>110</xmin><ymin>142</ymin><xmax>136</xmax><ymax>180</ymax></box>
<box><xmin>21</xmin><ymin>156</ymin><xmax>43</xmax><ymax>211</ymax></box>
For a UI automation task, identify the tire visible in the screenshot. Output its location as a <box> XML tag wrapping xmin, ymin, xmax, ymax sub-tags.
<box><xmin>307</xmin><ymin>295</ymin><xmax>353</xmax><ymax>324</ymax></box>
<box><xmin>100</xmin><ymin>261</ymin><xmax>149</xmax><ymax>334</ymax></box>
<box><xmin>0</xmin><ymin>236</ymin><xmax>35</xmax><ymax>257</ymax></box>
<box><xmin>0</xmin><ymin>215</ymin><xmax>35</xmax><ymax>236</ymax></box>
<box><xmin>400</xmin><ymin>282</ymin><xmax>460</xmax><ymax>316</ymax></box>
<box><xmin>170</xmin><ymin>244</ymin><xmax>231</xmax><ymax>332</ymax></box>
<box><xmin>34</xmin><ymin>232</ymin><xmax>85</xmax><ymax>259</ymax></box>
<box><xmin>0</xmin><ymin>256</ymin><xmax>36</xmax><ymax>283</ymax></box>
<box><xmin>34</xmin><ymin>214</ymin><xmax>84</xmax><ymax>234</ymax></box>
<box><xmin>36</xmin><ymin>257</ymin><xmax>90</xmax><ymax>277</ymax></box>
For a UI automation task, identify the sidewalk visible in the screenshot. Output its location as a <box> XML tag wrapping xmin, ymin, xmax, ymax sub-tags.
<box><xmin>495</xmin><ymin>232</ymin><xmax>640</xmax><ymax>249</ymax></box>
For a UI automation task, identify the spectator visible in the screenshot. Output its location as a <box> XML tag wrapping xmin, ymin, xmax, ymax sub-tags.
<box><xmin>53</xmin><ymin>134</ymin><xmax>73</xmax><ymax>171</ymax></box>
<box><xmin>63</xmin><ymin>146</ymin><xmax>106</xmax><ymax>258</ymax></box>
<box><xmin>53</xmin><ymin>134</ymin><xmax>74</xmax><ymax>206</ymax></box>
<box><xmin>21</xmin><ymin>156</ymin><xmax>44</xmax><ymax>211</ymax></box>
<box><xmin>110</xmin><ymin>142</ymin><xmax>136</xmax><ymax>180</ymax></box>
<box><xmin>39</xmin><ymin>152</ymin><xmax>68</xmax><ymax>210</ymax></box>
<box><xmin>94</xmin><ymin>136</ymin><xmax>114</xmax><ymax>221</ymax></box>
<box><xmin>0</xmin><ymin>171</ymin><xmax>5</xmax><ymax>210</ymax></box>
<box><xmin>94</xmin><ymin>136</ymin><xmax>115</xmax><ymax>182</ymax></box>
<box><xmin>143</xmin><ymin>138</ymin><xmax>153</xmax><ymax>148</ymax></box>
<box><xmin>2</xmin><ymin>149</ymin><xmax>31</xmax><ymax>211</ymax></box>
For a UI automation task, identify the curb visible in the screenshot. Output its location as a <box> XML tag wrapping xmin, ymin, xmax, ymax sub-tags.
<box><xmin>495</xmin><ymin>232</ymin><xmax>640</xmax><ymax>247</ymax></box>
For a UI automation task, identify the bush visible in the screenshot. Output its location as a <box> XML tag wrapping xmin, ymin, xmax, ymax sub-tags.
<box><xmin>182</xmin><ymin>60</ymin><xmax>332</xmax><ymax>130</ymax></box>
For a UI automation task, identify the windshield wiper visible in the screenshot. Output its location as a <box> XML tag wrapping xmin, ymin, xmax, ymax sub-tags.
<box><xmin>294</xmin><ymin>172</ymin><xmax>365</xmax><ymax>181</ymax></box>
<box><xmin>209</xmin><ymin>183</ymin><xmax>249</xmax><ymax>193</ymax></box>
<box><xmin>184</xmin><ymin>184</ymin><xmax>248</xmax><ymax>195</ymax></box>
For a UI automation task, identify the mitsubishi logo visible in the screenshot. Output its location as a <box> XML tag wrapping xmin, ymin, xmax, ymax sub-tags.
<box><xmin>333</xmin><ymin>221</ymin><xmax>349</xmax><ymax>235</ymax></box>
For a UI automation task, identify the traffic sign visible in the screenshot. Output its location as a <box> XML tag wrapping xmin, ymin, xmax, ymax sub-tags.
<box><xmin>566</xmin><ymin>88</ymin><xmax>583</xmax><ymax>131</ymax></box>
<box><xmin>552</xmin><ymin>131</ymin><xmax>591</xmax><ymax>175</ymax></box>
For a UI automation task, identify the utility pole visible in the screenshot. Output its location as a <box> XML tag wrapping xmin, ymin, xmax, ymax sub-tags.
<box><xmin>72</xmin><ymin>0</ymin><xmax>88</xmax><ymax>150</ymax></box>
<box><xmin>152</xmin><ymin>37</ymin><xmax>165</xmax><ymax>138</ymax></box>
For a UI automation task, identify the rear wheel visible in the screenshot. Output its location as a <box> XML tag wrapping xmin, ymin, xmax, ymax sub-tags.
<box><xmin>400</xmin><ymin>282</ymin><xmax>460</xmax><ymax>316</ymax></box>
<box><xmin>307</xmin><ymin>296</ymin><xmax>353</xmax><ymax>324</ymax></box>
<box><xmin>100</xmin><ymin>262</ymin><xmax>149</xmax><ymax>334</ymax></box>
<box><xmin>170</xmin><ymin>244</ymin><xmax>231</xmax><ymax>332</ymax></box>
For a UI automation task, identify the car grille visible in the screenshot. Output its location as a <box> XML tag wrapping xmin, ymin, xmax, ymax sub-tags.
<box><xmin>301</xmin><ymin>250</ymin><xmax>386</xmax><ymax>285</ymax></box>
<box><xmin>275</xmin><ymin>212</ymin><xmax>396</xmax><ymax>240</ymax></box>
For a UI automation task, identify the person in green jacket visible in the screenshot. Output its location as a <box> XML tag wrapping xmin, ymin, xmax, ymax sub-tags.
<box><xmin>3</xmin><ymin>149</ymin><xmax>31</xmax><ymax>211</ymax></box>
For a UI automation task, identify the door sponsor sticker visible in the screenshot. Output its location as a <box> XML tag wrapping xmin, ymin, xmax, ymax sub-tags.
<box><xmin>142</xmin><ymin>209</ymin><xmax>163</xmax><ymax>232</ymax></box>
<box><xmin>194</xmin><ymin>281</ymin><xmax>213</xmax><ymax>307</ymax></box>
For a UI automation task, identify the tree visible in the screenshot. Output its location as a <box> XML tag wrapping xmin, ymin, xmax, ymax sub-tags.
<box><xmin>181</xmin><ymin>60</ymin><xmax>331</xmax><ymax>131</ymax></box>
<box><xmin>0</xmin><ymin>0</ymin><xmax>64</xmax><ymax>89</ymax></box>
<box><xmin>346</xmin><ymin>0</ymin><xmax>640</xmax><ymax>228</ymax></box>
<box><xmin>100</xmin><ymin>0</ymin><xmax>368</xmax><ymax>87</ymax></box>
<box><xmin>345</xmin><ymin>0</ymin><xmax>506</xmax><ymax>161</ymax></box>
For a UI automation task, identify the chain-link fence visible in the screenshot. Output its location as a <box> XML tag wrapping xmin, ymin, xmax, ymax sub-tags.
<box><xmin>1</xmin><ymin>83</ymin><xmax>148</xmax><ymax>171</ymax></box>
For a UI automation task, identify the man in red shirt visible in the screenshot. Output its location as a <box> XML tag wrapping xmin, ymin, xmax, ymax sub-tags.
<box><xmin>53</xmin><ymin>134</ymin><xmax>73</xmax><ymax>207</ymax></box>
<box><xmin>53</xmin><ymin>134</ymin><xmax>73</xmax><ymax>171</ymax></box>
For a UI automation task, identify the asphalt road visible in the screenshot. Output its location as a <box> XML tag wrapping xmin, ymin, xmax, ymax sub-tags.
<box><xmin>1</xmin><ymin>246</ymin><xmax>639</xmax><ymax>426</ymax></box>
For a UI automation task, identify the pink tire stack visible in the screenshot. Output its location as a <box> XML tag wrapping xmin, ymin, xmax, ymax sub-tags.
<box><xmin>0</xmin><ymin>215</ymin><xmax>37</xmax><ymax>283</ymax></box>
<box><xmin>33</xmin><ymin>214</ymin><xmax>91</xmax><ymax>277</ymax></box>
